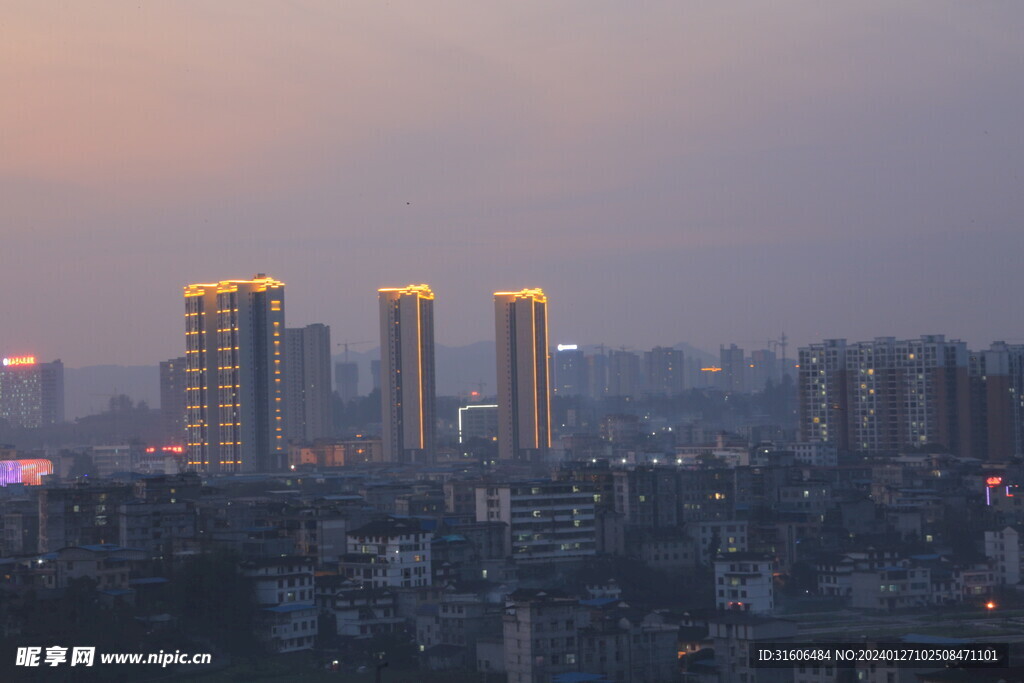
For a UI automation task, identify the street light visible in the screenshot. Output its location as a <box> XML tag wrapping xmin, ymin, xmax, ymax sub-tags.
<box><xmin>986</xmin><ymin>601</ymin><xmax>996</xmax><ymax>611</ymax></box>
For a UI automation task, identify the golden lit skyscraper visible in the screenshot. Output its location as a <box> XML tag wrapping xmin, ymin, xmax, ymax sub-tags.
<box><xmin>378</xmin><ymin>285</ymin><xmax>436</xmax><ymax>464</ymax></box>
<box><xmin>494</xmin><ymin>289</ymin><xmax>551</xmax><ymax>461</ymax></box>
<box><xmin>184</xmin><ymin>274</ymin><xmax>286</xmax><ymax>473</ymax></box>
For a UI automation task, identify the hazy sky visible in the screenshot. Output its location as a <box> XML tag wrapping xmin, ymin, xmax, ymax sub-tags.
<box><xmin>3</xmin><ymin>1</ymin><xmax>1023</xmax><ymax>367</ymax></box>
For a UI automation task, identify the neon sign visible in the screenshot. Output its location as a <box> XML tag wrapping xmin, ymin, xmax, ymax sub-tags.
<box><xmin>2</xmin><ymin>356</ymin><xmax>36</xmax><ymax>367</ymax></box>
<box><xmin>986</xmin><ymin>476</ymin><xmax>1003</xmax><ymax>487</ymax></box>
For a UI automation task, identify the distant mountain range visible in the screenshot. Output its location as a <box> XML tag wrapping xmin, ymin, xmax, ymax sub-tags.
<box><xmin>65</xmin><ymin>342</ymin><xmax>716</xmax><ymax>419</ymax></box>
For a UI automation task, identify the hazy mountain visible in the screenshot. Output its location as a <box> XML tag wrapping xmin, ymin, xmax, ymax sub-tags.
<box><xmin>66</xmin><ymin>365</ymin><xmax>160</xmax><ymax>420</ymax></box>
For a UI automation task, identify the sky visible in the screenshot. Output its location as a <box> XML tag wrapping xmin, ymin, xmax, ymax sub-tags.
<box><xmin>2</xmin><ymin>1</ymin><xmax>1023</xmax><ymax>367</ymax></box>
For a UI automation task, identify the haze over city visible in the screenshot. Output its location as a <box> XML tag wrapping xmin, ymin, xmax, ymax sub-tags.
<box><xmin>3</xmin><ymin>1</ymin><xmax>1023</xmax><ymax>368</ymax></box>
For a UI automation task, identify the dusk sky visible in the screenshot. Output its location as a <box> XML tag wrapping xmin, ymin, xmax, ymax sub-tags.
<box><xmin>3</xmin><ymin>2</ymin><xmax>1023</xmax><ymax>367</ymax></box>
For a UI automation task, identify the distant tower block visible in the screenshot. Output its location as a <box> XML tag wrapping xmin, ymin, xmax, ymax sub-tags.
<box><xmin>378</xmin><ymin>285</ymin><xmax>437</xmax><ymax>464</ymax></box>
<box><xmin>494</xmin><ymin>289</ymin><xmax>552</xmax><ymax>462</ymax></box>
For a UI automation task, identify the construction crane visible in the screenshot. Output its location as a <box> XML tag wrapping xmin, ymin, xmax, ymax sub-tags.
<box><xmin>335</xmin><ymin>340</ymin><xmax>374</xmax><ymax>363</ymax></box>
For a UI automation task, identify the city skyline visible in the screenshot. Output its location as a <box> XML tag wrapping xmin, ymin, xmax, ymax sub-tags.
<box><xmin>3</xmin><ymin>3</ymin><xmax>1023</xmax><ymax>367</ymax></box>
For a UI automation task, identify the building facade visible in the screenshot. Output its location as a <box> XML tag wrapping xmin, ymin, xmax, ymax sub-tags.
<box><xmin>799</xmin><ymin>335</ymin><xmax>971</xmax><ymax>455</ymax></box>
<box><xmin>378</xmin><ymin>285</ymin><xmax>436</xmax><ymax>464</ymax></box>
<box><xmin>475</xmin><ymin>481</ymin><xmax>596</xmax><ymax>563</ymax></box>
<box><xmin>0</xmin><ymin>356</ymin><xmax>63</xmax><ymax>428</ymax></box>
<box><xmin>159</xmin><ymin>356</ymin><xmax>187</xmax><ymax>445</ymax></box>
<box><xmin>494</xmin><ymin>289</ymin><xmax>551</xmax><ymax>462</ymax></box>
<box><xmin>283</xmin><ymin>323</ymin><xmax>333</xmax><ymax>442</ymax></box>
<box><xmin>184</xmin><ymin>275</ymin><xmax>286</xmax><ymax>473</ymax></box>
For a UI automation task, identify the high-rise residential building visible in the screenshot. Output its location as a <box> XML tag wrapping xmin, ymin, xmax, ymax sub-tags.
<box><xmin>586</xmin><ymin>351</ymin><xmax>609</xmax><ymax>399</ymax></box>
<box><xmin>799</xmin><ymin>335</ymin><xmax>971</xmax><ymax>455</ymax></box>
<box><xmin>378</xmin><ymin>285</ymin><xmax>436</xmax><ymax>464</ymax></box>
<box><xmin>494</xmin><ymin>289</ymin><xmax>551</xmax><ymax>462</ymax></box>
<box><xmin>0</xmin><ymin>356</ymin><xmax>64</xmax><ymax>428</ymax></box>
<box><xmin>553</xmin><ymin>344</ymin><xmax>586</xmax><ymax>397</ymax></box>
<box><xmin>719</xmin><ymin>344</ymin><xmax>746</xmax><ymax>392</ymax></box>
<box><xmin>970</xmin><ymin>342</ymin><xmax>1024</xmax><ymax>461</ymax></box>
<box><xmin>643</xmin><ymin>346</ymin><xmax>684</xmax><ymax>396</ymax></box>
<box><xmin>284</xmin><ymin>324</ymin><xmax>333</xmax><ymax>443</ymax></box>
<box><xmin>184</xmin><ymin>275</ymin><xmax>286</xmax><ymax>473</ymax></box>
<box><xmin>159</xmin><ymin>357</ymin><xmax>187</xmax><ymax>445</ymax></box>
<box><xmin>334</xmin><ymin>361</ymin><xmax>359</xmax><ymax>402</ymax></box>
<box><xmin>607</xmin><ymin>349</ymin><xmax>641</xmax><ymax>397</ymax></box>
<box><xmin>798</xmin><ymin>339</ymin><xmax>848</xmax><ymax>448</ymax></box>
<box><xmin>40</xmin><ymin>360</ymin><xmax>64</xmax><ymax>426</ymax></box>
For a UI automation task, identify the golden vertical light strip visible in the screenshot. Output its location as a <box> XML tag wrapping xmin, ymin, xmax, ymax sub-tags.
<box><xmin>532</xmin><ymin>298</ymin><xmax>539</xmax><ymax>448</ymax></box>
<box><xmin>416</xmin><ymin>293</ymin><xmax>424</xmax><ymax>449</ymax></box>
<box><xmin>542</xmin><ymin>295</ymin><xmax>551</xmax><ymax>448</ymax></box>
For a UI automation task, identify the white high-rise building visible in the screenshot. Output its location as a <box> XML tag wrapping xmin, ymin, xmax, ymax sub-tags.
<box><xmin>378</xmin><ymin>285</ymin><xmax>436</xmax><ymax>464</ymax></box>
<box><xmin>184</xmin><ymin>275</ymin><xmax>286</xmax><ymax>473</ymax></box>
<box><xmin>494</xmin><ymin>289</ymin><xmax>551</xmax><ymax>462</ymax></box>
<box><xmin>284</xmin><ymin>324</ymin><xmax>333</xmax><ymax>442</ymax></box>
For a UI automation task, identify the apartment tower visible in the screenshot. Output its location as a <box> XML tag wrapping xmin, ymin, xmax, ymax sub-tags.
<box><xmin>378</xmin><ymin>285</ymin><xmax>436</xmax><ymax>464</ymax></box>
<box><xmin>184</xmin><ymin>275</ymin><xmax>286</xmax><ymax>473</ymax></box>
<box><xmin>494</xmin><ymin>289</ymin><xmax>551</xmax><ymax>462</ymax></box>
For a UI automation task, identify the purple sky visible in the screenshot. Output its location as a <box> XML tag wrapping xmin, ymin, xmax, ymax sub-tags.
<box><xmin>3</xmin><ymin>2</ymin><xmax>1023</xmax><ymax>367</ymax></box>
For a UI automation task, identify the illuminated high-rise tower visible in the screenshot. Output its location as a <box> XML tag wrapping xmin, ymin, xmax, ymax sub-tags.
<box><xmin>494</xmin><ymin>289</ymin><xmax>551</xmax><ymax>461</ymax></box>
<box><xmin>378</xmin><ymin>285</ymin><xmax>436</xmax><ymax>464</ymax></box>
<box><xmin>184</xmin><ymin>274</ymin><xmax>286</xmax><ymax>473</ymax></box>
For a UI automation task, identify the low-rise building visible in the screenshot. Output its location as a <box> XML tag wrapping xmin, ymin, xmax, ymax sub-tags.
<box><xmin>342</xmin><ymin>518</ymin><xmax>432</xmax><ymax>588</ymax></box>
<box><xmin>240</xmin><ymin>556</ymin><xmax>317</xmax><ymax>653</ymax></box>
<box><xmin>714</xmin><ymin>553</ymin><xmax>775</xmax><ymax>614</ymax></box>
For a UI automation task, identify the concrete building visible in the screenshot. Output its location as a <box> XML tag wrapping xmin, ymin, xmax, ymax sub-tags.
<box><xmin>643</xmin><ymin>346</ymin><xmax>684</xmax><ymax>396</ymax></box>
<box><xmin>799</xmin><ymin>335</ymin><xmax>971</xmax><ymax>455</ymax></box>
<box><xmin>475</xmin><ymin>481</ymin><xmax>596</xmax><ymax>563</ymax></box>
<box><xmin>117</xmin><ymin>499</ymin><xmax>196</xmax><ymax>558</ymax></box>
<box><xmin>379</xmin><ymin>285</ymin><xmax>436</xmax><ymax>464</ymax></box>
<box><xmin>495</xmin><ymin>289</ymin><xmax>552</xmax><ymax>462</ymax></box>
<box><xmin>184</xmin><ymin>275</ymin><xmax>286</xmax><ymax>473</ymax></box>
<box><xmin>159</xmin><ymin>356</ymin><xmax>186</xmax><ymax>445</ymax></box>
<box><xmin>706</xmin><ymin>612</ymin><xmax>797</xmax><ymax>683</ymax></box>
<box><xmin>503</xmin><ymin>589</ymin><xmax>583</xmax><ymax>683</ymax></box>
<box><xmin>607</xmin><ymin>349</ymin><xmax>641</xmax><ymax>398</ymax></box>
<box><xmin>240</xmin><ymin>556</ymin><xmax>317</xmax><ymax>653</ymax></box>
<box><xmin>38</xmin><ymin>483</ymin><xmax>133</xmax><ymax>552</ymax></box>
<box><xmin>343</xmin><ymin>518</ymin><xmax>432</xmax><ymax>588</ymax></box>
<box><xmin>971</xmin><ymin>342</ymin><xmax>1024</xmax><ymax>461</ymax></box>
<box><xmin>553</xmin><ymin>344</ymin><xmax>587</xmax><ymax>397</ymax></box>
<box><xmin>0</xmin><ymin>356</ymin><xmax>63</xmax><ymax>428</ymax></box>
<box><xmin>612</xmin><ymin>468</ymin><xmax>678</xmax><ymax>528</ymax></box>
<box><xmin>719</xmin><ymin>344</ymin><xmax>746</xmax><ymax>393</ymax></box>
<box><xmin>283</xmin><ymin>323</ymin><xmax>333</xmax><ymax>442</ymax></box>
<box><xmin>985</xmin><ymin>525</ymin><xmax>1022</xmax><ymax>585</ymax></box>
<box><xmin>317</xmin><ymin>577</ymin><xmax>403</xmax><ymax>639</ymax></box>
<box><xmin>714</xmin><ymin>552</ymin><xmax>775</xmax><ymax>614</ymax></box>
<box><xmin>458</xmin><ymin>404</ymin><xmax>499</xmax><ymax>444</ymax></box>
<box><xmin>789</xmin><ymin>442</ymin><xmax>838</xmax><ymax>468</ymax></box>
<box><xmin>850</xmin><ymin>562</ymin><xmax>931</xmax><ymax>610</ymax></box>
